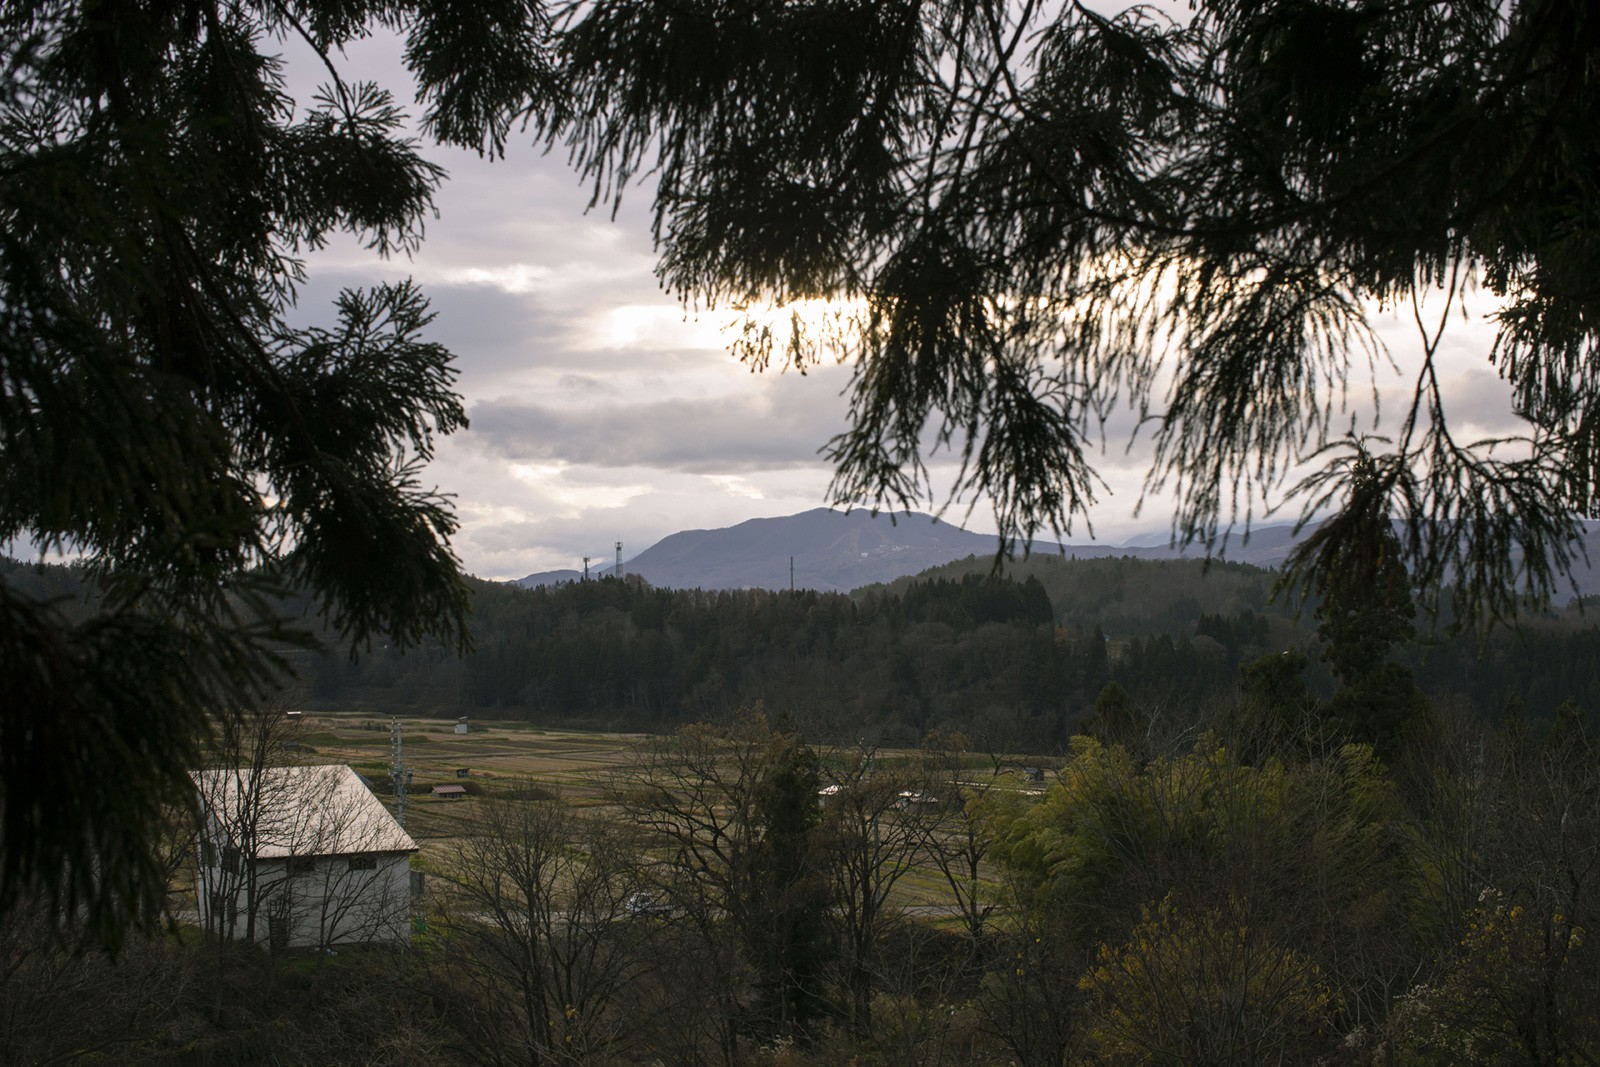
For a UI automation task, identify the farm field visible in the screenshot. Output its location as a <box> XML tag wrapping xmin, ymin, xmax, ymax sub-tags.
<box><xmin>286</xmin><ymin>712</ymin><xmax>648</xmax><ymax>870</ymax></box>
<box><xmin>280</xmin><ymin>711</ymin><xmax>1025</xmax><ymax>914</ymax></box>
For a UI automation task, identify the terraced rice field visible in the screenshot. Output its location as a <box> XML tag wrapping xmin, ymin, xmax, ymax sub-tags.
<box><xmin>285</xmin><ymin>712</ymin><xmax>646</xmax><ymax>868</ymax></box>
<box><xmin>282</xmin><ymin>711</ymin><xmax>1023</xmax><ymax>914</ymax></box>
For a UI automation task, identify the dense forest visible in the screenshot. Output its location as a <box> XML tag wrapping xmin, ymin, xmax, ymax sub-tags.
<box><xmin>258</xmin><ymin>552</ymin><xmax>1600</xmax><ymax>747</ymax></box>
<box><xmin>10</xmin><ymin>552</ymin><xmax>1597</xmax><ymax>747</ymax></box>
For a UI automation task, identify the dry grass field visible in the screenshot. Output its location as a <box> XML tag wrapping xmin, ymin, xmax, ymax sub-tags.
<box><xmin>286</xmin><ymin>711</ymin><xmax>648</xmax><ymax>870</ymax></box>
<box><xmin>281</xmin><ymin>711</ymin><xmax>1027</xmax><ymax>912</ymax></box>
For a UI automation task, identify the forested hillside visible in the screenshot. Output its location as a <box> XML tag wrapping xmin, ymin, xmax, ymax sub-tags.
<box><xmin>280</xmin><ymin>555</ymin><xmax>1600</xmax><ymax>745</ymax></box>
<box><xmin>303</xmin><ymin>570</ymin><xmax>1088</xmax><ymax>748</ymax></box>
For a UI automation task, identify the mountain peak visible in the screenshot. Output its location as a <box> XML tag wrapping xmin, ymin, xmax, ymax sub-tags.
<box><xmin>517</xmin><ymin>508</ymin><xmax>1053</xmax><ymax>592</ymax></box>
<box><xmin>508</xmin><ymin>511</ymin><xmax>1600</xmax><ymax>597</ymax></box>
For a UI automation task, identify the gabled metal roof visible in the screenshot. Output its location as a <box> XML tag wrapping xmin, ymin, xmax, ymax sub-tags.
<box><xmin>193</xmin><ymin>764</ymin><xmax>416</xmax><ymax>858</ymax></box>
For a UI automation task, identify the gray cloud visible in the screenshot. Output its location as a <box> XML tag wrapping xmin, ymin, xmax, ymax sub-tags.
<box><xmin>557</xmin><ymin>374</ymin><xmax>616</xmax><ymax>394</ymax></box>
<box><xmin>467</xmin><ymin>373</ymin><xmax>850</xmax><ymax>474</ymax></box>
<box><xmin>290</xmin><ymin>270</ymin><xmax>550</xmax><ymax>365</ymax></box>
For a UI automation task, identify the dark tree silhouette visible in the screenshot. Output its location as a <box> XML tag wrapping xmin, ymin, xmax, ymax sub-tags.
<box><xmin>1304</xmin><ymin>456</ymin><xmax>1430</xmax><ymax>755</ymax></box>
<box><xmin>551</xmin><ymin>0</ymin><xmax>1600</xmax><ymax>625</ymax></box>
<box><xmin>0</xmin><ymin>0</ymin><xmax>560</xmax><ymax>946</ymax></box>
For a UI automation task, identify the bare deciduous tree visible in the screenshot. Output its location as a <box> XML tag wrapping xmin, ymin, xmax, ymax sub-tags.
<box><xmin>816</xmin><ymin>745</ymin><xmax>943</xmax><ymax>1039</ymax></box>
<box><xmin>0</xmin><ymin>899</ymin><xmax>192</xmax><ymax>1065</ymax></box>
<box><xmin>611</xmin><ymin>713</ymin><xmax>827</xmax><ymax>1060</ymax></box>
<box><xmin>192</xmin><ymin>701</ymin><xmax>303</xmax><ymax>947</ymax></box>
<box><xmin>443</xmin><ymin>788</ymin><xmax>652</xmax><ymax>1065</ymax></box>
<box><xmin>918</xmin><ymin>732</ymin><xmax>1003</xmax><ymax>955</ymax></box>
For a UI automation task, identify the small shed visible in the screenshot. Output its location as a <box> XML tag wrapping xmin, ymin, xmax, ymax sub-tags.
<box><xmin>431</xmin><ymin>784</ymin><xmax>468</xmax><ymax>800</ymax></box>
<box><xmin>896</xmin><ymin>789</ymin><xmax>940</xmax><ymax>811</ymax></box>
<box><xmin>455</xmin><ymin>768</ymin><xmax>470</xmax><ymax>779</ymax></box>
<box><xmin>454</xmin><ymin>717</ymin><xmax>469</xmax><ymax>735</ymax></box>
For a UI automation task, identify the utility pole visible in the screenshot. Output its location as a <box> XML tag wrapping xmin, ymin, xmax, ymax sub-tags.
<box><xmin>390</xmin><ymin>717</ymin><xmax>406</xmax><ymax>829</ymax></box>
<box><xmin>582</xmin><ymin>555</ymin><xmax>590</xmax><ymax>581</ymax></box>
<box><xmin>790</xmin><ymin>555</ymin><xmax>795</xmax><ymax>592</ymax></box>
<box><xmin>616</xmin><ymin>540</ymin><xmax>623</xmax><ymax>579</ymax></box>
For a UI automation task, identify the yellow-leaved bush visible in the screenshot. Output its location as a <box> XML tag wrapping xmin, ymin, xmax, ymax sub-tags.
<box><xmin>1079</xmin><ymin>892</ymin><xmax>1340</xmax><ymax>1066</ymax></box>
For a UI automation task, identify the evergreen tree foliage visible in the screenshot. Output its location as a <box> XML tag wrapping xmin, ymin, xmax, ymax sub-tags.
<box><xmin>0</xmin><ymin>0</ymin><xmax>560</xmax><ymax>947</ymax></box>
<box><xmin>1304</xmin><ymin>460</ymin><xmax>1431</xmax><ymax>755</ymax></box>
<box><xmin>552</xmin><ymin>0</ymin><xmax>1600</xmax><ymax>625</ymax></box>
<box><xmin>1230</xmin><ymin>649</ymin><xmax>1318</xmax><ymax>761</ymax></box>
<box><xmin>748</xmin><ymin>724</ymin><xmax>830</xmax><ymax>1036</ymax></box>
<box><xmin>1082</xmin><ymin>681</ymin><xmax>1144</xmax><ymax>754</ymax></box>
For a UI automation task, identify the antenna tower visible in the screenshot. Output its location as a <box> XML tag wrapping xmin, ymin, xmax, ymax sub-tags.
<box><xmin>390</xmin><ymin>717</ymin><xmax>406</xmax><ymax>828</ymax></box>
<box><xmin>582</xmin><ymin>555</ymin><xmax>590</xmax><ymax>581</ymax></box>
<box><xmin>616</xmin><ymin>541</ymin><xmax>623</xmax><ymax>579</ymax></box>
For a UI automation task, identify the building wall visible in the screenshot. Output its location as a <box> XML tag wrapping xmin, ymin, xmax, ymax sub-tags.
<box><xmin>196</xmin><ymin>843</ymin><xmax>412</xmax><ymax>949</ymax></box>
<box><xmin>273</xmin><ymin>852</ymin><xmax>412</xmax><ymax>949</ymax></box>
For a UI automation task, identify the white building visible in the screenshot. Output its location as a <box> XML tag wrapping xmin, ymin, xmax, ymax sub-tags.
<box><xmin>193</xmin><ymin>764</ymin><xmax>417</xmax><ymax>951</ymax></box>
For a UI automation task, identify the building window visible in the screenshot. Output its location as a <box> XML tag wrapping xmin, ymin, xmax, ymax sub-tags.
<box><xmin>347</xmin><ymin>855</ymin><xmax>377</xmax><ymax>872</ymax></box>
<box><xmin>267</xmin><ymin>913</ymin><xmax>290</xmax><ymax>954</ymax></box>
<box><xmin>287</xmin><ymin>857</ymin><xmax>317</xmax><ymax>877</ymax></box>
<box><xmin>222</xmin><ymin>846</ymin><xmax>240</xmax><ymax>875</ymax></box>
<box><xmin>201</xmin><ymin>840</ymin><xmax>217</xmax><ymax>866</ymax></box>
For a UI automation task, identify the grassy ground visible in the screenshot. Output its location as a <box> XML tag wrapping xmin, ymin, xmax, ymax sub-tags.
<box><xmin>279</xmin><ymin>711</ymin><xmax>1030</xmax><ymax>917</ymax></box>
<box><xmin>285</xmin><ymin>711</ymin><xmax>647</xmax><ymax>870</ymax></box>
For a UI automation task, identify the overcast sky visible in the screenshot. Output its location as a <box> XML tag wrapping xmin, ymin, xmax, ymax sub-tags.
<box><xmin>289</xmin><ymin>31</ymin><xmax>1522</xmax><ymax>582</ymax></box>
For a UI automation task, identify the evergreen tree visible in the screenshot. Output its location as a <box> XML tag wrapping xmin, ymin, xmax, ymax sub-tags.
<box><xmin>748</xmin><ymin>725</ymin><xmax>829</xmax><ymax>1036</ymax></box>
<box><xmin>0</xmin><ymin>0</ymin><xmax>560</xmax><ymax>946</ymax></box>
<box><xmin>1232</xmin><ymin>649</ymin><xmax>1317</xmax><ymax>761</ymax></box>
<box><xmin>1083</xmin><ymin>681</ymin><xmax>1145</xmax><ymax>754</ymax></box>
<box><xmin>1305</xmin><ymin>462</ymin><xmax>1431</xmax><ymax>757</ymax></box>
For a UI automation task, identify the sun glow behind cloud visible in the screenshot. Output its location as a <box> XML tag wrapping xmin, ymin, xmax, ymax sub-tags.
<box><xmin>507</xmin><ymin>462</ymin><xmax>655</xmax><ymax>512</ymax></box>
<box><xmin>707</xmin><ymin>474</ymin><xmax>768</xmax><ymax>500</ymax></box>
<box><xmin>584</xmin><ymin>305</ymin><xmax>730</xmax><ymax>351</ymax></box>
<box><xmin>447</xmin><ymin>264</ymin><xmax>552</xmax><ymax>294</ymax></box>
<box><xmin>577</xmin><ymin>296</ymin><xmax>869</xmax><ymax>360</ymax></box>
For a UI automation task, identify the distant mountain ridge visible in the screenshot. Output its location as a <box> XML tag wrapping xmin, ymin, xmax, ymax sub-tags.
<box><xmin>513</xmin><ymin>508</ymin><xmax>1325</xmax><ymax>593</ymax></box>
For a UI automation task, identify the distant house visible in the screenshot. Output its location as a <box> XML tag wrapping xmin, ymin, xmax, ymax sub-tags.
<box><xmin>193</xmin><ymin>764</ymin><xmax>416</xmax><ymax>951</ymax></box>
<box><xmin>895</xmin><ymin>789</ymin><xmax>940</xmax><ymax>811</ymax></box>
<box><xmin>431</xmin><ymin>784</ymin><xmax>467</xmax><ymax>799</ymax></box>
